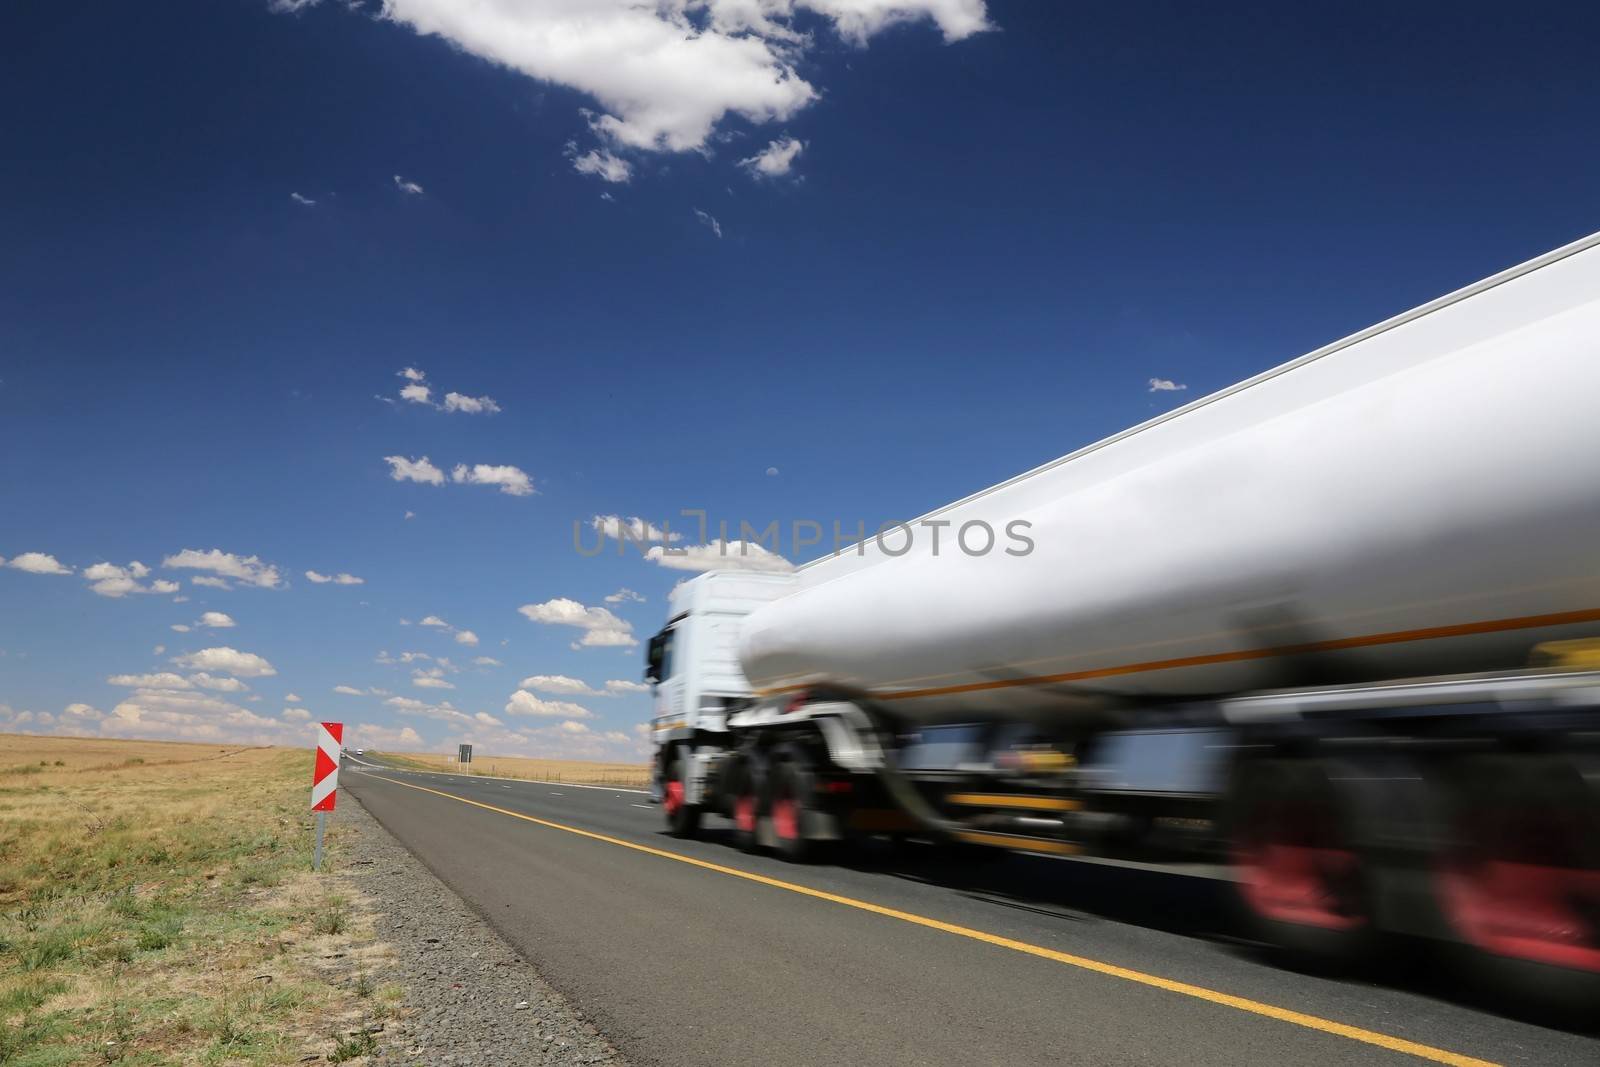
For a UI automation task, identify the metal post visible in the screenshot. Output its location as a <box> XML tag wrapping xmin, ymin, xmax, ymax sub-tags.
<box><xmin>313</xmin><ymin>809</ymin><xmax>326</xmax><ymax>872</ymax></box>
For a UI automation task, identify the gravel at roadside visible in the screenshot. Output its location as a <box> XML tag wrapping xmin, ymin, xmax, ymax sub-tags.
<box><xmin>334</xmin><ymin>793</ymin><xmax>625</xmax><ymax>1066</ymax></box>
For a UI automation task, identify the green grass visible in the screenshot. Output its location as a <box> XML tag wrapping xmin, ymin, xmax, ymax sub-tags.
<box><xmin>326</xmin><ymin>1031</ymin><xmax>376</xmax><ymax>1064</ymax></box>
<box><xmin>0</xmin><ymin>741</ymin><xmax>391</xmax><ymax>1065</ymax></box>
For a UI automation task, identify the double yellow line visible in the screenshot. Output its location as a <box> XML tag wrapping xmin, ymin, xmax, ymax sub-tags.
<box><xmin>362</xmin><ymin>772</ymin><xmax>1495</xmax><ymax>1067</ymax></box>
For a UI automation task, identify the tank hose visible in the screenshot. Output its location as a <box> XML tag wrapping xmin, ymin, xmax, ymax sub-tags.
<box><xmin>855</xmin><ymin>702</ymin><xmax>967</xmax><ymax>837</ymax></box>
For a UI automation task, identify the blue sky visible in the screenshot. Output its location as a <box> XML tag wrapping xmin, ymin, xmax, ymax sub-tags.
<box><xmin>3</xmin><ymin>1</ymin><xmax>1599</xmax><ymax>757</ymax></box>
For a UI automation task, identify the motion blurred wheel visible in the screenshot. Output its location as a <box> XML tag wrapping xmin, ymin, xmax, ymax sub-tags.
<box><xmin>726</xmin><ymin>754</ymin><xmax>763</xmax><ymax>853</ymax></box>
<box><xmin>1434</xmin><ymin>753</ymin><xmax>1600</xmax><ymax>1016</ymax></box>
<box><xmin>769</xmin><ymin>748</ymin><xmax>825</xmax><ymax>863</ymax></box>
<box><xmin>1225</xmin><ymin>757</ymin><xmax>1376</xmax><ymax>968</ymax></box>
<box><xmin>663</xmin><ymin>753</ymin><xmax>701</xmax><ymax>838</ymax></box>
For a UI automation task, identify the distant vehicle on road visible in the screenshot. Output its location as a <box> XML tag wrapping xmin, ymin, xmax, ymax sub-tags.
<box><xmin>646</xmin><ymin>230</ymin><xmax>1600</xmax><ymax>1011</ymax></box>
<box><xmin>354</xmin><ymin>748</ymin><xmax>366</xmax><ymax>755</ymax></box>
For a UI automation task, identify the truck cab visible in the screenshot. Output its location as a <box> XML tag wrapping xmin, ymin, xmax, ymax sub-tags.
<box><xmin>644</xmin><ymin>570</ymin><xmax>796</xmax><ymax>765</ymax></box>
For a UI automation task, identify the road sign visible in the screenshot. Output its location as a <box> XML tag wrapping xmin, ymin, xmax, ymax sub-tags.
<box><xmin>311</xmin><ymin>722</ymin><xmax>342</xmax><ymax>872</ymax></box>
<box><xmin>312</xmin><ymin>722</ymin><xmax>342</xmax><ymax>811</ymax></box>
<box><xmin>458</xmin><ymin>743</ymin><xmax>472</xmax><ymax>765</ymax></box>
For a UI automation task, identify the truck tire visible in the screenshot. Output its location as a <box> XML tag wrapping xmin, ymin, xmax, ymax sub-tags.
<box><xmin>1432</xmin><ymin>752</ymin><xmax>1600</xmax><ymax>1019</ymax></box>
<box><xmin>1225</xmin><ymin>756</ymin><xmax>1377</xmax><ymax>969</ymax></box>
<box><xmin>663</xmin><ymin>753</ymin><xmax>701</xmax><ymax>838</ymax></box>
<box><xmin>726</xmin><ymin>754</ymin><xmax>763</xmax><ymax>853</ymax></box>
<box><xmin>769</xmin><ymin>746</ymin><xmax>829</xmax><ymax>863</ymax></box>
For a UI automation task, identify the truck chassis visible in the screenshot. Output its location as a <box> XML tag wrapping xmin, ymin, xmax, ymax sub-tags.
<box><xmin>657</xmin><ymin>670</ymin><xmax>1600</xmax><ymax>1012</ymax></box>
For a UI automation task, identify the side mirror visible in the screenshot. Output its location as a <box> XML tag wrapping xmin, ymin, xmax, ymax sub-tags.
<box><xmin>644</xmin><ymin>631</ymin><xmax>666</xmax><ymax>685</ymax></box>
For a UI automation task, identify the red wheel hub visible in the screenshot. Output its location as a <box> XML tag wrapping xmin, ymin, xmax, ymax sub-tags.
<box><xmin>1234</xmin><ymin>794</ymin><xmax>1366</xmax><ymax>930</ymax></box>
<box><xmin>734</xmin><ymin>794</ymin><xmax>757</xmax><ymax>833</ymax></box>
<box><xmin>1437</xmin><ymin>796</ymin><xmax>1600</xmax><ymax>972</ymax></box>
<box><xmin>771</xmin><ymin>795</ymin><xmax>799</xmax><ymax>841</ymax></box>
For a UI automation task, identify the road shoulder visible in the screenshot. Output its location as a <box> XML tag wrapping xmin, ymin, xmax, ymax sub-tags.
<box><xmin>336</xmin><ymin>791</ymin><xmax>624</xmax><ymax>1066</ymax></box>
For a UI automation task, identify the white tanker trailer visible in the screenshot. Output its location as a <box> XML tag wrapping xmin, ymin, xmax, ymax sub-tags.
<box><xmin>645</xmin><ymin>230</ymin><xmax>1600</xmax><ymax>1008</ymax></box>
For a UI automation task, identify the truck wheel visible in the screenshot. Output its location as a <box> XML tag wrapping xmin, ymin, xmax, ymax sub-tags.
<box><xmin>727</xmin><ymin>755</ymin><xmax>763</xmax><ymax>853</ymax></box>
<box><xmin>1225</xmin><ymin>757</ymin><xmax>1376</xmax><ymax>968</ymax></box>
<box><xmin>769</xmin><ymin>754</ymin><xmax>825</xmax><ymax>863</ymax></box>
<box><xmin>663</xmin><ymin>754</ymin><xmax>701</xmax><ymax>838</ymax></box>
<box><xmin>1433</xmin><ymin>753</ymin><xmax>1600</xmax><ymax>1017</ymax></box>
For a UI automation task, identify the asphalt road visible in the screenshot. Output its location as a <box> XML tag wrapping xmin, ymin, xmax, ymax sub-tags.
<box><xmin>342</xmin><ymin>758</ymin><xmax>1600</xmax><ymax>1067</ymax></box>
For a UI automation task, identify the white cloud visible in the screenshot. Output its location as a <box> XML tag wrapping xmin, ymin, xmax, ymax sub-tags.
<box><xmin>352</xmin><ymin>721</ymin><xmax>424</xmax><ymax>749</ymax></box>
<box><xmin>290</xmin><ymin>191</ymin><xmax>316</xmax><ymax>206</ymax></box>
<box><xmin>504</xmin><ymin>690</ymin><xmax>593</xmax><ymax>719</ymax></box>
<box><xmin>516</xmin><ymin>674</ymin><xmax>649</xmax><ymax>698</ymax></box>
<box><xmin>7</xmin><ymin>552</ymin><xmax>72</xmax><ymax>576</ymax></box>
<box><xmin>198</xmin><ymin>611</ymin><xmax>235</xmax><ymax>629</ymax></box>
<box><xmin>592</xmin><ymin>516</ymin><xmax>681</xmax><ymax>545</ymax></box>
<box><xmin>1148</xmin><ymin>378</ymin><xmax>1188</xmax><ymax>393</ymax></box>
<box><xmin>384</xmin><ymin>455</ymin><xmax>446</xmax><ymax>486</ymax></box>
<box><xmin>558</xmin><ymin>720</ymin><xmax>590</xmax><ymax>735</ymax></box>
<box><xmin>518</xmin><ymin>674</ymin><xmax>598</xmax><ymax>696</ymax></box>
<box><xmin>472</xmin><ymin>656</ymin><xmax>502</xmax><ymax>667</ymax></box>
<box><xmin>645</xmin><ymin>539</ymin><xmax>794</xmax><ymax>573</ymax></box>
<box><xmin>333</xmin><ymin>685</ymin><xmax>364</xmax><ymax>696</ymax></box>
<box><xmin>284</xmin><ymin>693</ymin><xmax>302</xmax><ymax>702</ymax></box>
<box><xmin>171</xmin><ymin>646</ymin><xmax>277</xmax><ymax>678</ymax></box>
<box><xmin>283</xmin><ymin>707</ymin><xmax>312</xmax><ymax>722</ymax></box>
<box><xmin>162</xmin><ymin>548</ymin><xmax>283</xmax><ymax>589</ymax></box>
<box><xmin>517</xmin><ymin>598</ymin><xmax>637</xmax><ymax>649</ymax></box>
<box><xmin>567</xmin><ymin>144</ymin><xmax>632</xmax><ymax>183</ymax></box>
<box><xmin>170</xmin><ymin>624</ymin><xmax>191</xmax><ymax>633</ymax></box>
<box><xmin>693</xmin><ymin>208</ymin><xmax>723</xmax><ymax>238</ymax></box>
<box><xmin>393</xmin><ymin>368</ymin><xmax>500</xmax><ymax>414</ymax></box>
<box><xmin>82</xmin><ymin>561</ymin><xmax>179</xmax><ymax>597</ymax></box>
<box><xmin>330</xmin><ymin>0</ymin><xmax>990</xmax><ymax>165</ymax></box>
<box><xmin>189</xmin><ymin>673</ymin><xmax>249</xmax><ymax>693</ymax></box>
<box><xmin>86</xmin><ymin>561</ymin><xmax>149</xmax><ymax>580</ymax></box>
<box><xmin>108</xmin><ymin>672</ymin><xmax>191</xmax><ymax>689</ymax></box>
<box><xmin>89</xmin><ymin>577</ymin><xmax>178</xmax><ymax>597</ymax></box>
<box><xmin>394</xmin><ymin>174</ymin><xmax>425</xmax><ymax>196</ymax></box>
<box><xmin>383</xmin><ymin>695</ymin><xmax>482</xmax><ymax>726</ymax></box>
<box><xmin>96</xmin><ymin>687</ymin><xmax>304</xmax><ymax>746</ymax></box>
<box><xmin>412</xmin><ymin>667</ymin><xmax>455</xmax><ymax>690</ymax></box>
<box><xmin>454</xmin><ymin>629</ymin><xmax>479</xmax><ymax>646</ymax></box>
<box><xmin>306</xmin><ymin>570</ymin><xmax>364</xmax><ymax>585</ymax></box>
<box><xmin>739</xmin><ymin>135</ymin><xmax>804</xmax><ymax>178</ymax></box>
<box><xmin>190</xmin><ymin>576</ymin><xmax>231</xmax><ymax>590</ymax></box>
<box><xmin>604</xmin><ymin>587</ymin><xmax>645</xmax><ymax>604</ymax></box>
<box><xmin>377</xmin><ymin>650</ymin><xmax>432</xmax><ymax>665</ymax></box>
<box><xmin>442</xmin><ymin>392</ymin><xmax>500</xmax><ymax>414</ymax></box>
<box><xmin>451</xmin><ymin>463</ymin><xmax>533</xmax><ymax>496</ymax></box>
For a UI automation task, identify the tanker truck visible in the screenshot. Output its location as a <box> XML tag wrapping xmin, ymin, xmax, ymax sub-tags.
<box><xmin>644</xmin><ymin>229</ymin><xmax>1600</xmax><ymax>1006</ymax></box>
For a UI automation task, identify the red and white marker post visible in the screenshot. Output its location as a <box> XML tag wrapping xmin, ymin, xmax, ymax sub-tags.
<box><xmin>311</xmin><ymin>721</ymin><xmax>342</xmax><ymax>871</ymax></box>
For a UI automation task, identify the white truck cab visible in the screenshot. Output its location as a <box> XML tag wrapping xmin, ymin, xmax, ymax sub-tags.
<box><xmin>644</xmin><ymin>571</ymin><xmax>795</xmax><ymax>753</ymax></box>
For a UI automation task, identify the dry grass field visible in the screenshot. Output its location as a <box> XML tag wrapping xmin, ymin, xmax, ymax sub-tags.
<box><xmin>0</xmin><ymin>734</ymin><xmax>397</xmax><ymax>1066</ymax></box>
<box><xmin>375</xmin><ymin>750</ymin><xmax>651</xmax><ymax>788</ymax></box>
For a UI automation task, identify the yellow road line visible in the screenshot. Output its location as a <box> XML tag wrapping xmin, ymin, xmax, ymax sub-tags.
<box><xmin>951</xmin><ymin>830</ymin><xmax>1081</xmax><ymax>855</ymax></box>
<box><xmin>947</xmin><ymin>792</ymin><xmax>1081</xmax><ymax>811</ymax></box>
<box><xmin>361</xmin><ymin>772</ymin><xmax>1496</xmax><ymax>1067</ymax></box>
